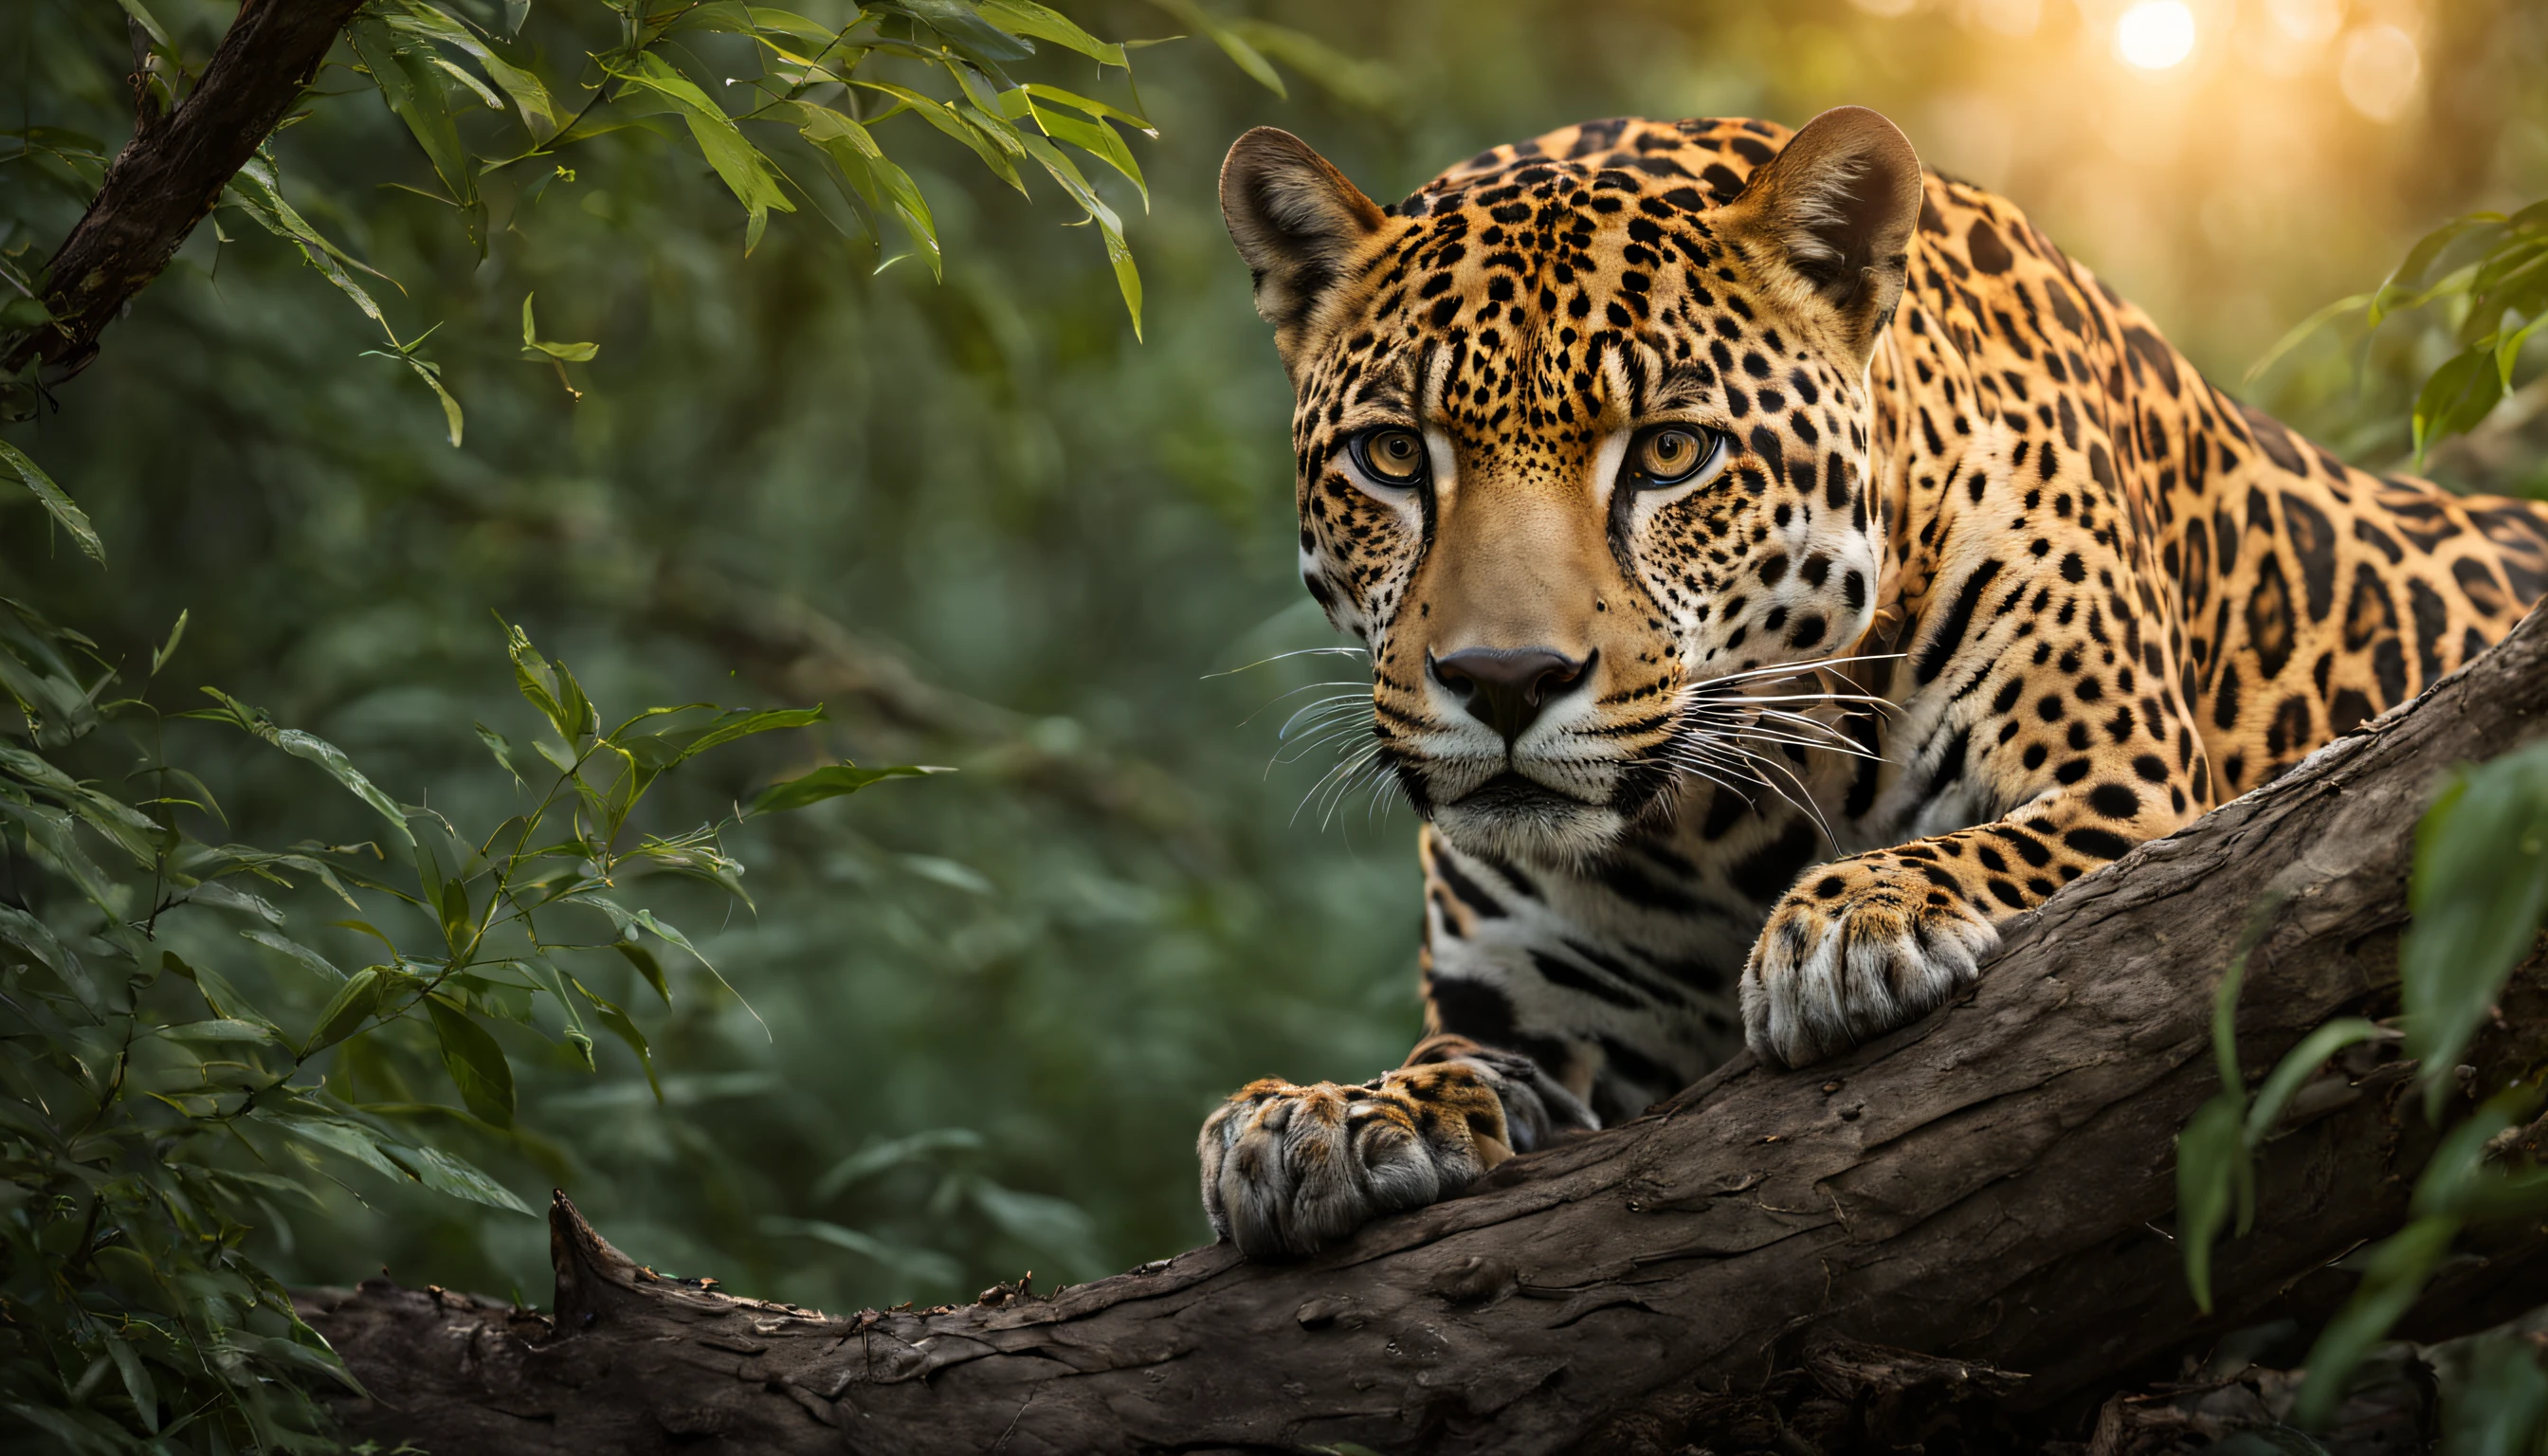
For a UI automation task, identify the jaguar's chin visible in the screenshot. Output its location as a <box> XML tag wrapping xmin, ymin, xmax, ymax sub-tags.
<box><xmin>1428</xmin><ymin>771</ymin><xmax>1633</xmax><ymax>867</ymax></box>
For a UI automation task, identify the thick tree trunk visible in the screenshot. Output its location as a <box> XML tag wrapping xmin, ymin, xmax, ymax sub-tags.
<box><xmin>298</xmin><ymin>607</ymin><xmax>2548</xmax><ymax>1455</ymax></box>
<box><xmin>3</xmin><ymin>0</ymin><xmax>366</xmax><ymax>382</ymax></box>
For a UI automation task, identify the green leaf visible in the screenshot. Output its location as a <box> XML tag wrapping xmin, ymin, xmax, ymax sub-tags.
<box><xmin>2293</xmin><ymin>1215</ymin><xmax>2459</xmax><ymax>1427</ymax></box>
<box><xmin>303</xmin><ymin>967</ymin><xmax>386</xmax><ymax>1056</ymax></box>
<box><xmin>2243</xmin><ymin>1019</ymin><xmax>2384</xmax><ymax>1144</ymax></box>
<box><xmin>974</xmin><ymin>0</ymin><xmax>1127</xmax><ymax>65</ymax></box>
<box><xmin>2370</xmin><ymin>212</ymin><xmax>2504</xmax><ymax>327</ymax></box>
<box><xmin>1011</xmin><ymin>128</ymin><xmax>1142</xmax><ymax>335</ymax></box>
<box><xmin>277</xmin><ymin>1115</ymin><xmax>411</xmax><ymax>1182</ymax></box>
<box><xmin>756</xmin><ymin>1215</ymin><xmax>965</xmax><ymax>1286</ymax></box>
<box><xmin>796</xmin><ymin>101</ymin><xmax>948</xmax><ymax>273</ymax></box>
<box><xmin>812</xmin><ymin>1126</ymin><xmax>984</xmax><ymax>1199</ymax></box>
<box><xmin>1145</xmin><ymin>0</ymin><xmax>1284</xmax><ymax>97</ymax></box>
<box><xmin>348</xmin><ymin>17</ymin><xmax>484</xmax><ymax>248</ymax></box>
<box><xmin>270</xmin><ymin>727</ymin><xmax>418</xmax><ymax>848</ymax></box>
<box><xmin>2439</xmin><ymin>1334</ymin><xmax>2548</xmax><ymax>1456</ymax></box>
<box><xmin>611</xmin><ymin>53</ymin><xmax>796</xmax><ymax>253</ymax></box>
<box><xmin>427</xmin><ymin>994</ymin><xmax>517</xmax><ymax>1127</ymax></box>
<box><xmin>2412</xmin><ymin>345</ymin><xmax>2506</xmax><ymax>463</ymax></box>
<box><xmin>244</xmin><ymin>927</ymin><xmax>347</xmax><ymax>983</ymax></box>
<box><xmin>400</xmin><ymin>1141</ymin><xmax>535</xmax><ymax>1214</ymax></box>
<box><xmin>519</xmin><ymin>293</ymin><xmax>597</xmax><ymax>362</ymax></box>
<box><xmin>2241</xmin><ymin>291</ymin><xmax>2375</xmax><ymax>389</ymax></box>
<box><xmin>153</xmin><ymin>1018</ymin><xmax>282</xmax><ymax>1045</ymax></box>
<box><xmin>576</xmin><ymin>978</ymin><xmax>660</xmax><ymax>1101</ymax></box>
<box><xmin>2402</xmin><ymin>742</ymin><xmax>2548</xmax><ymax>1118</ymax></box>
<box><xmin>2175</xmin><ymin>1092</ymin><xmax>2247</xmax><ymax>1315</ymax></box>
<box><xmin>223</xmin><ymin>156</ymin><xmax>402</xmax><ymax>334</ymax></box>
<box><xmin>113</xmin><ymin>0</ymin><xmax>172</xmax><ymax>48</ymax></box>
<box><xmin>2495</xmin><ymin>312</ymin><xmax>2548</xmax><ymax>391</ymax></box>
<box><xmin>151</xmin><ymin>608</ymin><xmax>189</xmax><ymax>677</ymax></box>
<box><xmin>476</xmin><ymin>721</ymin><xmax>523</xmax><ymax>787</ymax></box>
<box><xmin>0</xmin><ymin>438</ymin><xmax>106</xmax><ymax>565</ymax></box>
<box><xmin>615</xmin><ymin>938</ymin><xmax>670</xmax><ymax>1003</ymax></box>
<box><xmin>874</xmin><ymin>0</ymin><xmax>1035</xmax><ymax>64</ymax></box>
<box><xmin>748</xmin><ymin>762</ymin><xmax>943</xmax><ymax>815</ymax></box>
<box><xmin>103</xmin><ymin>1335</ymin><xmax>158</xmax><ymax>1434</ymax></box>
<box><xmin>389</xmin><ymin>0</ymin><xmax>559</xmax><ymax>142</ymax></box>
<box><xmin>438</xmin><ymin>876</ymin><xmax>474</xmax><ymax>953</ymax></box>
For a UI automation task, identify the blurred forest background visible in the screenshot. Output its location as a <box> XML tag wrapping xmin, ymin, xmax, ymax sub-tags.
<box><xmin>5</xmin><ymin>0</ymin><xmax>2545</xmax><ymax>1328</ymax></box>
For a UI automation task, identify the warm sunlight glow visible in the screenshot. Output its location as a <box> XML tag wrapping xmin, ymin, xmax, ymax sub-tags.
<box><xmin>2115</xmin><ymin>0</ymin><xmax>2198</xmax><ymax>71</ymax></box>
<box><xmin>2339</xmin><ymin>24</ymin><xmax>2422</xmax><ymax>121</ymax></box>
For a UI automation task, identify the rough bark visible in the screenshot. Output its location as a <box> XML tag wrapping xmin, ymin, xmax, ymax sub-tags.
<box><xmin>4</xmin><ymin>0</ymin><xmax>365</xmax><ymax>382</ymax></box>
<box><xmin>299</xmin><ymin>607</ymin><xmax>2548</xmax><ymax>1455</ymax></box>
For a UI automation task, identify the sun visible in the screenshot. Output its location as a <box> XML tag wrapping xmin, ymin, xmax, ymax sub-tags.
<box><xmin>2115</xmin><ymin>0</ymin><xmax>2198</xmax><ymax>70</ymax></box>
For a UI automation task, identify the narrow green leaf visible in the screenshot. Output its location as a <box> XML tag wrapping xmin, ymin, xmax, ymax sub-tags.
<box><xmin>303</xmin><ymin>967</ymin><xmax>386</xmax><ymax>1056</ymax></box>
<box><xmin>271</xmin><ymin>728</ymin><xmax>417</xmax><ymax>847</ymax></box>
<box><xmin>575</xmin><ymin>978</ymin><xmax>660</xmax><ymax>1101</ymax></box>
<box><xmin>438</xmin><ymin>876</ymin><xmax>473</xmax><ymax>953</ymax></box>
<box><xmin>390</xmin><ymin>0</ymin><xmax>559</xmax><ymax>141</ymax></box>
<box><xmin>2175</xmin><ymin>1093</ymin><xmax>2246</xmax><ymax>1315</ymax></box>
<box><xmin>349</xmin><ymin>17</ymin><xmax>482</xmax><ymax>245</ymax></box>
<box><xmin>245</xmin><ymin>927</ymin><xmax>347</xmax><ymax>983</ymax></box>
<box><xmin>476</xmin><ymin>721</ymin><xmax>523</xmax><ymax>786</ymax></box>
<box><xmin>2402</xmin><ymin>742</ymin><xmax>2548</xmax><ymax>1118</ymax></box>
<box><xmin>615</xmin><ymin>939</ymin><xmax>670</xmax><ymax>1003</ymax></box>
<box><xmin>427</xmin><ymin>994</ymin><xmax>517</xmax><ymax>1127</ymax></box>
<box><xmin>812</xmin><ymin>1127</ymin><xmax>983</xmax><ymax>1199</ymax></box>
<box><xmin>2243</xmin><ymin>1019</ymin><xmax>2384</xmax><ymax>1144</ymax></box>
<box><xmin>0</xmin><ymin>438</ymin><xmax>106</xmax><ymax>565</ymax></box>
<box><xmin>974</xmin><ymin>0</ymin><xmax>1127</xmax><ymax>65</ymax></box>
<box><xmin>749</xmin><ymin>762</ymin><xmax>943</xmax><ymax>815</ymax></box>
<box><xmin>2439</xmin><ymin>1334</ymin><xmax>2548</xmax><ymax>1456</ymax></box>
<box><xmin>401</xmin><ymin>1141</ymin><xmax>535</xmax><ymax>1214</ymax></box>
<box><xmin>2292</xmin><ymin>1215</ymin><xmax>2459</xmax><ymax>1426</ymax></box>
<box><xmin>103</xmin><ymin>1335</ymin><xmax>157</xmax><ymax>1433</ymax></box>
<box><xmin>154</xmin><ymin>1018</ymin><xmax>282</xmax><ymax>1045</ymax></box>
<box><xmin>2412</xmin><ymin>346</ymin><xmax>2506</xmax><ymax>463</ymax></box>
<box><xmin>611</xmin><ymin>53</ymin><xmax>795</xmax><ymax>251</ymax></box>
<box><xmin>519</xmin><ymin>293</ymin><xmax>598</xmax><ymax>362</ymax></box>
<box><xmin>1146</xmin><ymin>0</ymin><xmax>1283</xmax><ymax>96</ymax></box>
<box><xmin>151</xmin><ymin>608</ymin><xmax>189</xmax><ymax>676</ymax></box>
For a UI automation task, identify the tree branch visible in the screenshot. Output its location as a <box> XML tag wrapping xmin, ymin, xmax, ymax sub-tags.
<box><xmin>4</xmin><ymin>0</ymin><xmax>366</xmax><ymax>382</ymax></box>
<box><xmin>299</xmin><ymin>607</ymin><xmax>2548</xmax><ymax>1454</ymax></box>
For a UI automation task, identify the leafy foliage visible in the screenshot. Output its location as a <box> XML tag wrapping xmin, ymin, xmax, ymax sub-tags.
<box><xmin>2248</xmin><ymin>202</ymin><xmax>2548</xmax><ymax>468</ymax></box>
<box><xmin>0</xmin><ymin>585</ymin><xmax>922</xmax><ymax>1447</ymax></box>
<box><xmin>2178</xmin><ymin>664</ymin><xmax>2548</xmax><ymax>1429</ymax></box>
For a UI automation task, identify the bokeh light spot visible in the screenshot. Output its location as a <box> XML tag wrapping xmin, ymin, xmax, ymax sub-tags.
<box><xmin>2339</xmin><ymin>24</ymin><xmax>2422</xmax><ymax>121</ymax></box>
<box><xmin>2116</xmin><ymin>0</ymin><xmax>2197</xmax><ymax>70</ymax></box>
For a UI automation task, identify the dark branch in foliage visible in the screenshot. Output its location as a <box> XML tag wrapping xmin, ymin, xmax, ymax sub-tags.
<box><xmin>300</xmin><ymin>610</ymin><xmax>2548</xmax><ymax>1454</ymax></box>
<box><xmin>2</xmin><ymin>0</ymin><xmax>365</xmax><ymax>382</ymax></box>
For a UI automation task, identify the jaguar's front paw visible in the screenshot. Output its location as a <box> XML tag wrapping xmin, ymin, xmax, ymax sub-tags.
<box><xmin>1739</xmin><ymin>852</ymin><xmax>2002</xmax><ymax>1068</ymax></box>
<box><xmin>1196</xmin><ymin>1062</ymin><xmax>1510</xmax><ymax>1260</ymax></box>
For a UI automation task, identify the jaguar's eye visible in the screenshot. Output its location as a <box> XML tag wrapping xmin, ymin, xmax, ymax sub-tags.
<box><xmin>1352</xmin><ymin>428</ymin><xmax>1429</xmax><ymax>487</ymax></box>
<box><xmin>1629</xmin><ymin>427</ymin><xmax>1716</xmax><ymax>486</ymax></box>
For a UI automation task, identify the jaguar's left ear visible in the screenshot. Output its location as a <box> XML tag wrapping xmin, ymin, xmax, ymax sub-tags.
<box><xmin>1720</xmin><ymin>106</ymin><xmax>1924</xmax><ymax>363</ymax></box>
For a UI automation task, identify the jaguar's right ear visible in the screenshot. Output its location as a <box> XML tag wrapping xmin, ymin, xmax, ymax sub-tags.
<box><xmin>1221</xmin><ymin>128</ymin><xmax>1386</xmax><ymax>371</ymax></box>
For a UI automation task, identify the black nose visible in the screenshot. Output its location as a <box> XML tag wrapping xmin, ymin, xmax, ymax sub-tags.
<box><xmin>1429</xmin><ymin>647</ymin><xmax>1594</xmax><ymax>744</ymax></box>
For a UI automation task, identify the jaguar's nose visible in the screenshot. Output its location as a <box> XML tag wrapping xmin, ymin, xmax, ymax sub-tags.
<box><xmin>1429</xmin><ymin>647</ymin><xmax>1594</xmax><ymax>745</ymax></box>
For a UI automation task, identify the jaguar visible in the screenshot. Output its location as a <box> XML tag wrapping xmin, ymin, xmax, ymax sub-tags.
<box><xmin>1198</xmin><ymin>106</ymin><xmax>2548</xmax><ymax>1259</ymax></box>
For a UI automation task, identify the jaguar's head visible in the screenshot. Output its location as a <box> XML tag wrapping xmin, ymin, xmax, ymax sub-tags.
<box><xmin>1222</xmin><ymin>108</ymin><xmax>1923</xmax><ymax>866</ymax></box>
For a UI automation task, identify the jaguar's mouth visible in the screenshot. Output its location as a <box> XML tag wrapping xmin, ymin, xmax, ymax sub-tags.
<box><xmin>1452</xmin><ymin>771</ymin><xmax>1590</xmax><ymax>812</ymax></box>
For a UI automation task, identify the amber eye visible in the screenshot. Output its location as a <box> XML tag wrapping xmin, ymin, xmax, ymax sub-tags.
<box><xmin>1629</xmin><ymin>427</ymin><xmax>1715</xmax><ymax>485</ymax></box>
<box><xmin>1352</xmin><ymin>428</ymin><xmax>1429</xmax><ymax>487</ymax></box>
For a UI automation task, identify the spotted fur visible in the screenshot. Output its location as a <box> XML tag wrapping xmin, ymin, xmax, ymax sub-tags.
<box><xmin>1196</xmin><ymin>108</ymin><xmax>2548</xmax><ymax>1260</ymax></box>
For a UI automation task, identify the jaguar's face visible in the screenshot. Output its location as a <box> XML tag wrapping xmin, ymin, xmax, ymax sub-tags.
<box><xmin>1223</xmin><ymin>109</ymin><xmax>1923</xmax><ymax>865</ymax></box>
